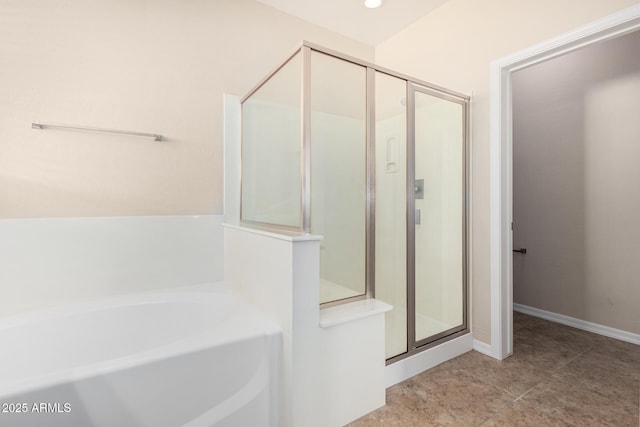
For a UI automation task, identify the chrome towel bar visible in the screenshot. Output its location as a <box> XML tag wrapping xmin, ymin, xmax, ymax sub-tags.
<box><xmin>32</xmin><ymin>122</ymin><xmax>163</xmax><ymax>141</ymax></box>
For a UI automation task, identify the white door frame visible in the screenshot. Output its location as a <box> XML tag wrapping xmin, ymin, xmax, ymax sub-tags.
<box><xmin>488</xmin><ymin>4</ymin><xmax>640</xmax><ymax>360</ymax></box>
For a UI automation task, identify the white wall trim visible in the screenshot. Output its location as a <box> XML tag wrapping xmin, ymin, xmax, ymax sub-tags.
<box><xmin>489</xmin><ymin>4</ymin><xmax>640</xmax><ymax>360</ymax></box>
<box><xmin>472</xmin><ymin>339</ymin><xmax>493</xmax><ymax>357</ymax></box>
<box><xmin>385</xmin><ymin>333</ymin><xmax>472</xmax><ymax>388</ymax></box>
<box><xmin>514</xmin><ymin>304</ymin><xmax>640</xmax><ymax>345</ymax></box>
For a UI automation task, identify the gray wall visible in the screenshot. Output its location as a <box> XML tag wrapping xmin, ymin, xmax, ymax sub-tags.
<box><xmin>512</xmin><ymin>31</ymin><xmax>640</xmax><ymax>334</ymax></box>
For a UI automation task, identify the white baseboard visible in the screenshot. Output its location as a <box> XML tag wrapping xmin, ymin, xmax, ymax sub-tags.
<box><xmin>385</xmin><ymin>333</ymin><xmax>472</xmax><ymax>388</ymax></box>
<box><xmin>514</xmin><ymin>303</ymin><xmax>640</xmax><ymax>345</ymax></box>
<box><xmin>472</xmin><ymin>339</ymin><xmax>493</xmax><ymax>356</ymax></box>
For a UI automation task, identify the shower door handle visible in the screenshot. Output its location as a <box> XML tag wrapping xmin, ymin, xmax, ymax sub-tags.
<box><xmin>513</xmin><ymin>248</ymin><xmax>527</xmax><ymax>254</ymax></box>
<box><xmin>415</xmin><ymin>208</ymin><xmax>421</xmax><ymax>225</ymax></box>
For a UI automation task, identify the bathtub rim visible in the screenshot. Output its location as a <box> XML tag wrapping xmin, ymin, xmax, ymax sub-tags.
<box><xmin>0</xmin><ymin>282</ymin><xmax>281</xmax><ymax>400</ymax></box>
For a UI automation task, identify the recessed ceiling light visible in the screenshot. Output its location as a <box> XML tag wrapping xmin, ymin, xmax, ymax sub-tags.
<box><xmin>364</xmin><ymin>0</ymin><xmax>382</xmax><ymax>9</ymax></box>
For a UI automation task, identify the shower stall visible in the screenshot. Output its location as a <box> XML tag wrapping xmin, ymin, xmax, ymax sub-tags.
<box><xmin>240</xmin><ymin>41</ymin><xmax>469</xmax><ymax>362</ymax></box>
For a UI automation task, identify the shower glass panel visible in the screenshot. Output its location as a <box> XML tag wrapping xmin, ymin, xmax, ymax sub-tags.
<box><xmin>310</xmin><ymin>51</ymin><xmax>367</xmax><ymax>304</ymax></box>
<box><xmin>240</xmin><ymin>42</ymin><xmax>469</xmax><ymax>362</ymax></box>
<box><xmin>241</xmin><ymin>52</ymin><xmax>302</xmax><ymax>229</ymax></box>
<box><xmin>375</xmin><ymin>72</ymin><xmax>407</xmax><ymax>359</ymax></box>
<box><xmin>413</xmin><ymin>87</ymin><xmax>465</xmax><ymax>343</ymax></box>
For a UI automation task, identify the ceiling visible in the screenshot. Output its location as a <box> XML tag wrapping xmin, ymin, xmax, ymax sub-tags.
<box><xmin>255</xmin><ymin>0</ymin><xmax>448</xmax><ymax>46</ymax></box>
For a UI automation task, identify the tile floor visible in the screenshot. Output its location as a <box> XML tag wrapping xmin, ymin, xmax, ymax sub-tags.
<box><xmin>350</xmin><ymin>312</ymin><xmax>640</xmax><ymax>426</ymax></box>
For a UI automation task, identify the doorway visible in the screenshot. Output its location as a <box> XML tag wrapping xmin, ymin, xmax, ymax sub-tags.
<box><xmin>512</xmin><ymin>30</ymin><xmax>640</xmax><ymax>339</ymax></box>
<box><xmin>489</xmin><ymin>5</ymin><xmax>640</xmax><ymax>360</ymax></box>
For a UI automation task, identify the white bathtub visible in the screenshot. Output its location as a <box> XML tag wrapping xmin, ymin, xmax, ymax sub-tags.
<box><xmin>0</xmin><ymin>284</ymin><xmax>281</xmax><ymax>427</ymax></box>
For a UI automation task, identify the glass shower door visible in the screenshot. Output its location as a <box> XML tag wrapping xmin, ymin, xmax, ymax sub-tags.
<box><xmin>410</xmin><ymin>84</ymin><xmax>466</xmax><ymax>345</ymax></box>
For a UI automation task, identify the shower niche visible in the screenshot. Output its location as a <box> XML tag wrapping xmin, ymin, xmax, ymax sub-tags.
<box><xmin>240</xmin><ymin>41</ymin><xmax>469</xmax><ymax>361</ymax></box>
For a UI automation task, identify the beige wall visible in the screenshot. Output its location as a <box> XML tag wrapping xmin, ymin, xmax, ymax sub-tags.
<box><xmin>0</xmin><ymin>0</ymin><xmax>373</xmax><ymax>218</ymax></box>
<box><xmin>513</xmin><ymin>32</ymin><xmax>640</xmax><ymax>334</ymax></box>
<box><xmin>375</xmin><ymin>0</ymin><xmax>639</xmax><ymax>344</ymax></box>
